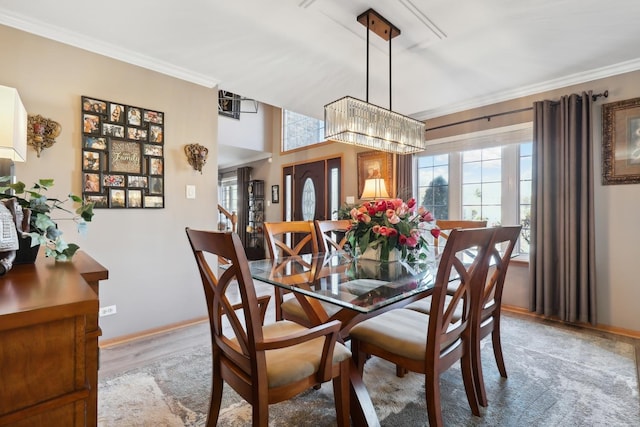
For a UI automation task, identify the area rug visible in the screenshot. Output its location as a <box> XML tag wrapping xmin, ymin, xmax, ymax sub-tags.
<box><xmin>98</xmin><ymin>314</ymin><xmax>639</xmax><ymax>426</ymax></box>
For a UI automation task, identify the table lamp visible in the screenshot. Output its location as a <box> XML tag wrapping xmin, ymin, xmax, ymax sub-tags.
<box><xmin>0</xmin><ymin>85</ymin><xmax>27</xmax><ymax>180</ymax></box>
<box><xmin>361</xmin><ymin>178</ymin><xmax>390</xmax><ymax>200</ymax></box>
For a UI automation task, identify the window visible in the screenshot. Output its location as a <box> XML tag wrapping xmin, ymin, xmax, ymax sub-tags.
<box><xmin>282</xmin><ymin>110</ymin><xmax>324</xmax><ymax>151</ymax></box>
<box><xmin>417</xmin><ymin>154</ymin><xmax>449</xmax><ymax>220</ymax></box>
<box><xmin>416</xmin><ymin>124</ymin><xmax>532</xmax><ymax>254</ymax></box>
<box><xmin>462</xmin><ymin>147</ymin><xmax>502</xmax><ymax>225</ymax></box>
<box><xmin>519</xmin><ymin>143</ymin><xmax>533</xmax><ymax>253</ymax></box>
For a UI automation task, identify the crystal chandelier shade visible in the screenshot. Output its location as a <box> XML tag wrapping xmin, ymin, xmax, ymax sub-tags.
<box><xmin>324</xmin><ymin>96</ymin><xmax>426</xmax><ymax>154</ymax></box>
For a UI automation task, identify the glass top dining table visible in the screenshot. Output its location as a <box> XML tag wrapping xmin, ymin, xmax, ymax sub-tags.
<box><xmin>247</xmin><ymin>251</ymin><xmax>439</xmax><ymax>314</ymax></box>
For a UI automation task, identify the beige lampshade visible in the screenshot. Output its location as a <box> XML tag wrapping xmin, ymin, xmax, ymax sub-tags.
<box><xmin>361</xmin><ymin>178</ymin><xmax>390</xmax><ymax>199</ymax></box>
<box><xmin>0</xmin><ymin>85</ymin><xmax>27</xmax><ymax>162</ymax></box>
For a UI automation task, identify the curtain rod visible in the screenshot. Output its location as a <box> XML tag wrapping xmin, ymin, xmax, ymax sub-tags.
<box><xmin>425</xmin><ymin>90</ymin><xmax>608</xmax><ymax>133</ymax></box>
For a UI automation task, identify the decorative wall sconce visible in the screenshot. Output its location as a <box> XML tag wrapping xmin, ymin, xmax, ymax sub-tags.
<box><xmin>184</xmin><ymin>143</ymin><xmax>209</xmax><ymax>173</ymax></box>
<box><xmin>27</xmin><ymin>114</ymin><xmax>61</xmax><ymax>157</ymax></box>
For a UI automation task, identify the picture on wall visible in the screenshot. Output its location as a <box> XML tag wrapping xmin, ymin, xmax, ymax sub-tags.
<box><xmin>81</xmin><ymin>95</ymin><xmax>165</xmax><ymax>208</ymax></box>
<box><xmin>602</xmin><ymin>96</ymin><xmax>640</xmax><ymax>184</ymax></box>
<box><xmin>356</xmin><ymin>150</ymin><xmax>394</xmax><ymax>199</ymax></box>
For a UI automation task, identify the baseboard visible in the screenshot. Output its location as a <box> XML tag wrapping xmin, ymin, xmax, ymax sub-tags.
<box><xmin>99</xmin><ymin>316</ymin><xmax>208</xmax><ymax>348</ymax></box>
<box><xmin>503</xmin><ymin>305</ymin><xmax>640</xmax><ymax>340</ymax></box>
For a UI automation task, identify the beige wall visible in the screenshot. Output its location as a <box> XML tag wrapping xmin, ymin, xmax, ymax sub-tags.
<box><xmin>1</xmin><ymin>25</ymin><xmax>218</xmax><ymax>340</ymax></box>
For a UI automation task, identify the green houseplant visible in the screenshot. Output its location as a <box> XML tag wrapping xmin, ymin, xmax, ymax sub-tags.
<box><xmin>0</xmin><ymin>178</ymin><xmax>95</xmax><ymax>261</ymax></box>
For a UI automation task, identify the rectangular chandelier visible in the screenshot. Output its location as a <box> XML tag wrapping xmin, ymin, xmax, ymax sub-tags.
<box><xmin>324</xmin><ymin>96</ymin><xmax>427</xmax><ymax>154</ymax></box>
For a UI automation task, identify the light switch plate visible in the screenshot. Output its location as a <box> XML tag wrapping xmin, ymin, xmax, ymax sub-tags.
<box><xmin>186</xmin><ymin>185</ymin><xmax>196</xmax><ymax>199</ymax></box>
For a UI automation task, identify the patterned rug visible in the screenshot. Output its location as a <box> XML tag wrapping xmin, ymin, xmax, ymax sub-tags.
<box><xmin>98</xmin><ymin>314</ymin><xmax>639</xmax><ymax>426</ymax></box>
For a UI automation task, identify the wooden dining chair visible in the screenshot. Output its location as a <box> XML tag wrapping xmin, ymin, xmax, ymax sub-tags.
<box><xmin>405</xmin><ymin>225</ymin><xmax>522</xmax><ymax>408</ymax></box>
<box><xmin>185</xmin><ymin>228</ymin><xmax>350</xmax><ymax>427</ymax></box>
<box><xmin>314</xmin><ymin>219</ymin><xmax>352</xmax><ymax>253</ymax></box>
<box><xmin>263</xmin><ymin>221</ymin><xmax>319</xmax><ymax>322</ymax></box>
<box><xmin>470</xmin><ymin>225</ymin><xmax>521</xmax><ymax>407</ymax></box>
<box><xmin>349</xmin><ymin>227</ymin><xmax>497</xmax><ymax>427</ymax></box>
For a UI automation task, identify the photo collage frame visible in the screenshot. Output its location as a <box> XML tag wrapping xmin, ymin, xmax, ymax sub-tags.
<box><xmin>82</xmin><ymin>96</ymin><xmax>165</xmax><ymax>208</ymax></box>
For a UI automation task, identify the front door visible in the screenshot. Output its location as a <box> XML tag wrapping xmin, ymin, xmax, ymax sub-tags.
<box><xmin>293</xmin><ymin>160</ymin><xmax>326</xmax><ymax>221</ymax></box>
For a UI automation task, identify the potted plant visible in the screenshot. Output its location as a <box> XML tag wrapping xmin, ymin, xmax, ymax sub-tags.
<box><xmin>0</xmin><ymin>178</ymin><xmax>95</xmax><ymax>261</ymax></box>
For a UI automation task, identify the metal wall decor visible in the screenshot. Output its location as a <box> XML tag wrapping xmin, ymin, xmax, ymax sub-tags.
<box><xmin>27</xmin><ymin>114</ymin><xmax>61</xmax><ymax>157</ymax></box>
<box><xmin>81</xmin><ymin>96</ymin><xmax>165</xmax><ymax>208</ymax></box>
<box><xmin>184</xmin><ymin>143</ymin><xmax>208</xmax><ymax>173</ymax></box>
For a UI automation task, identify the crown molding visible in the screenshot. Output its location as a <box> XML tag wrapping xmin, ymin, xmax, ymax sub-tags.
<box><xmin>412</xmin><ymin>57</ymin><xmax>640</xmax><ymax>121</ymax></box>
<box><xmin>0</xmin><ymin>11</ymin><xmax>220</xmax><ymax>88</ymax></box>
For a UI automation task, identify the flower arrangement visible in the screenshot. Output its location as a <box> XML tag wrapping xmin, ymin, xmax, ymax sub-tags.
<box><xmin>345</xmin><ymin>198</ymin><xmax>440</xmax><ymax>263</ymax></box>
<box><xmin>0</xmin><ymin>178</ymin><xmax>95</xmax><ymax>261</ymax></box>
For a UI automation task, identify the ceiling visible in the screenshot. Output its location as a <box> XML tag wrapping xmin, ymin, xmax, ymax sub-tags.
<box><xmin>2</xmin><ymin>0</ymin><xmax>640</xmax><ymax>167</ymax></box>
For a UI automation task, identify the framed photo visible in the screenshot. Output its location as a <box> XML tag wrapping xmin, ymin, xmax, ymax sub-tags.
<box><xmin>602</xmin><ymin>97</ymin><xmax>640</xmax><ymax>185</ymax></box>
<box><xmin>144</xmin><ymin>195</ymin><xmax>164</xmax><ymax>208</ymax></box>
<box><xmin>127</xmin><ymin>175</ymin><xmax>148</xmax><ymax>188</ymax></box>
<box><xmin>82</xmin><ymin>97</ymin><xmax>107</xmax><ymax>114</ymax></box>
<box><xmin>218</xmin><ymin>90</ymin><xmax>240</xmax><ymax>119</ymax></box>
<box><xmin>109</xmin><ymin>140</ymin><xmax>142</xmax><ymax>174</ymax></box>
<box><xmin>357</xmin><ymin>151</ymin><xmax>394</xmax><ymax>199</ymax></box>
<box><xmin>144</xmin><ymin>144</ymin><xmax>163</xmax><ymax>156</ymax></box>
<box><xmin>149</xmin><ymin>176</ymin><xmax>163</xmax><ymax>194</ymax></box>
<box><xmin>82</xmin><ymin>151</ymin><xmax>101</xmax><ymax>171</ymax></box>
<box><xmin>272</xmin><ymin>185</ymin><xmax>279</xmax><ymax>204</ymax></box>
<box><xmin>103</xmin><ymin>174</ymin><xmax>125</xmax><ymax>187</ymax></box>
<box><xmin>83</xmin><ymin>172</ymin><xmax>101</xmax><ymax>193</ymax></box>
<box><xmin>83</xmin><ymin>114</ymin><xmax>100</xmax><ymax>134</ymax></box>
<box><xmin>149</xmin><ymin>124</ymin><xmax>163</xmax><ymax>143</ymax></box>
<box><xmin>110</xmin><ymin>103</ymin><xmax>125</xmax><ymax>123</ymax></box>
<box><xmin>110</xmin><ymin>188</ymin><xmax>126</xmax><ymax>208</ymax></box>
<box><xmin>127</xmin><ymin>189</ymin><xmax>143</xmax><ymax>208</ymax></box>
<box><xmin>85</xmin><ymin>194</ymin><xmax>108</xmax><ymax>208</ymax></box>
<box><xmin>143</xmin><ymin>110</ymin><xmax>163</xmax><ymax>124</ymax></box>
<box><xmin>81</xmin><ymin>95</ymin><xmax>165</xmax><ymax>209</ymax></box>
<box><xmin>149</xmin><ymin>158</ymin><xmax>163</xmax><ymax>175</ymax></box>
<box><xmin>127</xmin><ymin>107</ymin><xmax>142</xmax><ymax>126</ymax></box>
<box><xmin>127</xmin><ymin>127</ymin><xmax>148</xmax><ymax>141</ymax></box>
<box><xmin>102</xmin><ymin>123</ymin><xmax>125</xmax><ymax>138</ymax></box>
<box><xmin>84</xmin><ymin>136</ymin><xmax>107</xmax><ymax>150</ymax></box>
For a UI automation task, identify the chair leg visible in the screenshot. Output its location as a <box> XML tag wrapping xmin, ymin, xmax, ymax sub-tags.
<box><xmin>332</xmin><ymin>360</ymin><xmax>350</xmax><ymax>427</ymax></box>
<box><xmin>252</xmin><ymin>394</ymin><xmax>269</xmax><ymax>427</ymax></box>
<box><xmin>471</xmin><ymin>329</ymin><xmax>488</xmax><ymax>408</ymax></box>
<box><xmin>273</xmin><ymin>288</ymin><xmax>284</xmax><ymax>321</ymax></box>
<box><xmin>395</xmin><ymin>364</ymin><xmax>407</xmax><ymax>377</ymax></box>
<box><xmin>207</xmin><ymin>357</ymin><xmax>224</xmax><ymax>427</ymax></box>
<box><xmin>462</xmin><ymin>344</ymin><xmax>482</xmax><ymax>414</ymax></box>
<box><xmin>350</xmin><ymin>339</ymin><xmax>366</xmax><ymax>375</ymax></box>
<box><xmin>425</xmin><ymin>371</ymin><xmax>444</xmax><ymax>427</ymax></box>
<box><xmin>492</xmin><ymin>319</ymin><xmax>508</xmax><ymax>378</ymax></box>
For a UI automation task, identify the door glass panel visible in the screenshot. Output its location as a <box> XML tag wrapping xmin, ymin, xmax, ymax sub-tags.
<box><xmin>301</xmin><ymin>178</ymin><xmax>316</xmax><ymax>221</ymax></box>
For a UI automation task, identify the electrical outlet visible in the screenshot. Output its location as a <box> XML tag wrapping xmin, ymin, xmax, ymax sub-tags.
<box><xmin>99</xmin><ymin>305</ymin><xmax>117</xmax><ymax>317</ymax></box>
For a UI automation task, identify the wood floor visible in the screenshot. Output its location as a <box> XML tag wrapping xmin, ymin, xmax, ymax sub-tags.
<box><xmin>99</xmin><ymin>279</ymin><xmax>276</xmax><ymax>378</ymax></box>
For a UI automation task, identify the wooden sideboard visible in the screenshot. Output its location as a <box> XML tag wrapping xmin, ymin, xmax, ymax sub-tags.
<box><xmin>0</xmin><ymin>251</ymin><xmax>108</xmax><ymax>427</ymax></box>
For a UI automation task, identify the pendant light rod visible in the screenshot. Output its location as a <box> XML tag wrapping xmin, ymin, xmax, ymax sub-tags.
<box><xmin>358</xmin><ymin>8</ymin><xmax>400</xmax><ymax>110</ymax></box>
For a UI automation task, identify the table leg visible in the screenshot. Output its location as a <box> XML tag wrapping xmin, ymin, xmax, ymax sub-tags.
<box><xmin>349</xmin><ymin>358</ymin><xmax>380</xmax><ymax>427</ymax></box>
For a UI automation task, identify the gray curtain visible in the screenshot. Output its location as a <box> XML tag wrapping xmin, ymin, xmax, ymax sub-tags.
<box><xmin>396</xmin><ymin>154</ymin><xmax>413</xmax><ymax>200</ymax></box>
<box><xmin>529</xmin><ymin>92</ymin><xmax>597</xmax><ymax>325</ymax></box>
<box><xmin>237</xmin><ymin>166</ymin><xmax>251</xmax><ymax>248</ymax></box>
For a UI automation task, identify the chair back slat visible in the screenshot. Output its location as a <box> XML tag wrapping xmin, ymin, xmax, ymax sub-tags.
<box><xmin>315</xmin><ymin>219</ymin><xmax>351</xmax><ymax>252</ymax></box>
<box><xmin>264</xmin><ymin>221</ymin><xmax>319</xmax><ymax>258</ymax></box>
<box><xmin>434</xmin><ymin>219</ymin><xmax>488</xmax><ymax>256</ymax></box>
<box><xmin>186</xmin><ymin>229</ymin><xmax>263</xmax><ymax>374</ymax></box>
<box><xmin>428</xmin><ymin>227</ymin><xmax>496</xmax><ymax>356</ymax></box>
<box><xmin>481</xmin><ymin>225</ymin><xmax>521</xmax><ymax>318</ymax></box>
